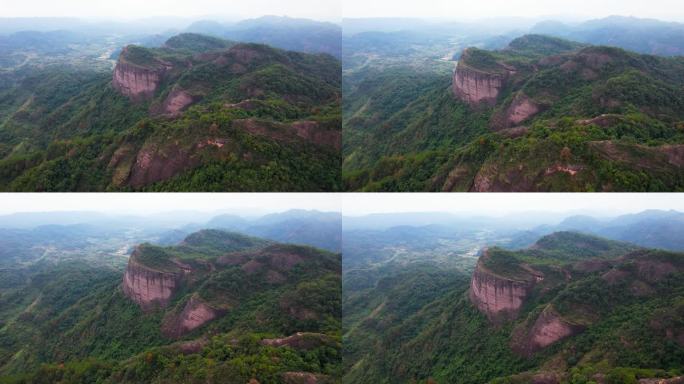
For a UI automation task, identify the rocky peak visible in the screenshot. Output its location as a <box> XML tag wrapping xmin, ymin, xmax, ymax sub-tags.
<box><xmin>468</xmin><ymin>248</ymin><xmax>538</xmax><ymax>322</ymax></box>
<box><xmin>452</xmin><ymin>48</ymin><xmax>513</xmax><ymax>107</ymax></box>
<box><xmin>112</xmin><ymin>46</ymin><xmax>171</xmax><ymax>102</ymax></box>
<box><xmin>121</xmin><ymin>246</ymin><xmax>183</xmax><ymax>311</ymax></box>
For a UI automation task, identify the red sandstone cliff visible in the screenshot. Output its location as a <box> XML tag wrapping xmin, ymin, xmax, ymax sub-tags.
<box><xmin>469</xmin><ymin>249</ymin><xmax>537</xmax><ymax>322</ymax></box>
<box><xmin>452</xmin><ymin>63</ymin><xmax>505</xmax><ymax>107</ymax></box>
<box><xmin>161</xmin><ymin>295</ymin><xmax>221</xmax><ymax>338</ymax></box>
<box><xmin>122</xmin><ymin>247</ymin><xmax>182</xmax><ymax>311</ymax></box>
<box><xmin>511</xmin><ymin>305</ymin><xmax>583</xmax><ymax>357</ymax></box>
<box><xmin>112</xmin><ymin>46</ymin><xmax>170</xmax><ymax>102</ymax></box>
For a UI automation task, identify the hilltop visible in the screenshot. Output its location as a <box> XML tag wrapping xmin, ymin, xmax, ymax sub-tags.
<box><xmin>343</xmin><ymin>231</ymin><xmax>684</xmax><ymax>383</ymax></box>
<box><xmin>0</xmin><ymin>229</ymin><xmax>342</xmax><ymax>383</ymax></box>
<box><xmin>0</xmin><ymin>33</ymin><xmax>342</xmax><ymax>191</ymax></box>
<box><xmin>343</xmin><ymin>34</ymin><xmax>684</xmax><ymax>192</ymax></box>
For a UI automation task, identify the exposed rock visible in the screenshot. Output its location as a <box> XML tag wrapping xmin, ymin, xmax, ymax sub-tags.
<box><xmin>491</xmin><ymin>93</ymin><xmax>541</xmax><ymax>130</ymax></box>
<box><xmin>128</xmin><ymin>143</ymin><xmax>198</xmax><ymax>188</ymax></box>
<box><xmin>512</xmin><ymin>306</ymin><xmax>583</xmax><ymax>356</ymax></box>
<box><xmin>577</xmin><ymin>114</ymin><xmax>624</xmax><ymax>128</ymax></box>
<box><xmin>159</xmin><ymin>88</ymin><xmax>195</xmax><ymax>117</ymax></box>
<box><xmin>112</xmin><ymin>47</ymin><xmax>169</xmax><ymax>102</ymax></box>
<box><xmin>122</xmin><ymin>247</ymin><xmax>182</xmax><ymax>311</ymax></box>
<box><xmin>260</xmin><ymin>332</ymin><xmax>333</xmax><ymax>350</ymax></box>
<box><xmin>162</xmin><ymin>295</ymin><xmax>221</xmax><ymax>338</ymax></box>
<box><xmin>497</xmin><ymin>126</ymin><xmax>530</xmax><ymax>138</ymax></box>
<box><xmin>452</xmin><ymin>62</ymin><xmax>506</xmax><ymax>107</ymax></box>
<box><xmin>469</xmin><ymin>249</ymin><xmax>536</xmax><ymax>322</ymax></box>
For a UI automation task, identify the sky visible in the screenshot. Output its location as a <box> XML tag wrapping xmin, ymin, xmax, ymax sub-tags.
<box><xmin>342</xmin><ymin>0</ymin><xmax>684</xmax><ymax>22</ymax></box>
<box><xmin>0</xmin><ymin>193</ymin><xmax>341</xmax><ymax>216</ymax></box>
<box><xmin>0</xmin><ymin>0</ymin><xmax>340</xmax><ymax>22</ymax></box>
<box><xmin>341</xmin><ymin>193</ymin><xmax>684</xmax><ymax>217</ymax></box>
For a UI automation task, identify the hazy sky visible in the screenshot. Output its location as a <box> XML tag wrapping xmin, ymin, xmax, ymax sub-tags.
<box><xmin>0</xmin><ymin>193</ymin><xmax>341</xmax><ymax>216</ymax></box>
<box><xmin>0</xmin><ymin>0</ymin><xmax>340</xmax><ymax>21</ymax></box>
<box><xmin>342</xmin><ymin>193</ymin><xmax>684</xmax><ymax>217</ymax></box>
<box><xmin>343</xmin><ymin>0</ymin><xmax>684</xmax><ymax>22</ymax></box>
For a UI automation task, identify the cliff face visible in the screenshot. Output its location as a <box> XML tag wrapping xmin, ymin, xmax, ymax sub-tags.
<box><xmin>452</xmin><ymin>57</ymin><xmax>507</xmax><ymax>107</ymax></box>
<box><xmin>111</xmin><ymin>47</ymin><xmax>168</xmax><ymax>102</ymax></box>
<box><xmin>469</xmin><ymin>251</ymin><xmax>535</xmax><ymax>322</ymax></box>
<box><xmin>122</xmin><ymin>249</ymin><xmax>182</xmax><ymax>311</ymax></box>
<box><xmin>511</xmin><ymin>306</ymin><xmax>583</xmax><ymax>357</ymax></box>
<box><xmin>161</xmin><ymin>296</ymin><xmax>220</xmax><ymax>338</ymax></box>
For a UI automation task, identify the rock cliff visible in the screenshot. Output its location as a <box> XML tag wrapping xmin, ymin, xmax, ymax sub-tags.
<box><xmin>511</xmin><ymin>306</ymin><xmax>583</xmax><ymax>356</ymax></box>
<box><xmin>452</xmin><ymin>63</ymin><xmax>506</xmax><ymax>107</ymax></box>
<box><xmin>112</xmin><ymin>47</ymin><xmax>170</xmax><ymax>102</ymax></box>
<box><xmin>161</xmin><ymin>295</ymin><xmax>221</xmax><ymax>338</ymax></box>
<box><xmin>122</xmin><ymin>247</ymin><xmax>182</xmax><ymax>311</ymax></box>
<box><xmin>469</xmin><ymin>249</ymin><xmax>536</xmax><ymax>322</ymax></box>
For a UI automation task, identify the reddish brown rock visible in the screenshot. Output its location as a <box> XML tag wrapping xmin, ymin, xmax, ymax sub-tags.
<box><xmin>469</xmin><ymin>249</ymin><xmax>536</xmax><ymax>322</ymax></box>
<box><xmin>491</xmin><ymin>92</ymin><xmax>541</xmax><ymax>129</ymax></box>
<box><xmin>512</xmin><ymin>306</ymin><xmax>583</xmax><ymax>356</ymax></box>
<box><xmin>122</xmin><ymin>247</ymin><xmax>182</xmax><ymax>311</ymax></box>
<box><xmin>453</xmin><ymin>63</ymin><xmax>505</xmax><ymax>107</ymax></box>
<box><xmin>162</xmin><ymin>296</ymin><xmax>220</xmax><ymax>338</ymax></box>
<box><xmin>128</xmin><ymin>144</ymin><xmax>198</xmax><ymax>188</ymax></box>
<box><xmin>160</xmin><ymin>88</ymin><xmax>195</xmax><ymax>117</ymax></box>
<box><xmin>112</xmin><ymin>47</ymin><xmax>169</xmax><ymax>102</ymax></box>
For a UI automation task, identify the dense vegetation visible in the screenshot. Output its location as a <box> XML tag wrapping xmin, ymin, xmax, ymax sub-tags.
<box><xmin>0</xmin><ymin>229</ymin><xmax>342</xmax><ymax>383</ymax></box>
<box><xmin>0</xmin><ymin>33</ymin><xmax>342</xmax><ymax>191</ymax></box>
<box><xmin>343</xmin><ymin>34</ymin><xmax>684</xmax><ymax>191</ymax></box>
<box><xmin>343</xmin><ymin>231</ymin><xmax>684</xmax><ymax>383</ymax></box>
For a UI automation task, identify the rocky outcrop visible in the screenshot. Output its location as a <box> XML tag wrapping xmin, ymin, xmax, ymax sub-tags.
<box><xmin>122</xmin><ymin>248</ymin><xmax>182</xmax><ymax>311</ymax></box>
<box><xmin>469</xmin><ymin>249</ymin><xmax>536</xmax><ymax>322</ymax></box>
<box><xmin>452</xmin><ymin>63</ymin><xmax>506</xmax><ymax>107</ymax></box>
<box><xmin>512</xmin><ymin>306</ymin><xmax>583</xmax><ymax>356</ymax></box>
<box><xmin>128</xmin><ymin>143</ymin><xmax>198</xmax><ymax>188</ymax></box>
<box><xmin>112</xmin><ymin>47</ymin><xmax>169</xmax><ymax>102</ymax></box>
<box><xmin>490</xmin><ymin>92</ymin><xmax>541</xmax><ymax>130</ymax></box>
<box><xmin>159</xmin><ymin>88</ymin><xmax>195</xmax><ymax>117</ymax></box>
<box><xmin>162</xmin><ymin>295</ymin><xmax>220</xmax><ymax>338</ymax></box>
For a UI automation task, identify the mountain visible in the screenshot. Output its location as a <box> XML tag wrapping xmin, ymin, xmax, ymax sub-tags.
<box><xmin>555</xmin><ymin>210</ymin><xmax>684</xmax><ymax>251</ymax></box>
<box><xmin>531</xmin><ymin>16</ymin><xmax>684</xmax><ymax>56</ymax></box>
<box><xmin>343</xmin><ymin>232</ymin><xmax>684</xmax><ymax>383</ymax></box>
<box><xmin>343</xmin><ymin>34</ymin><xmax>684</xmax><ymax>191</ymax></box>
<box><xmin>186</xmin><ymin>16</ymin><xmax>342</xmax><ymax>58</ymax></box>
<box><xmin>0</xmin><ymin>229</ymin><xmax>341</xmax><ymax>383</ymax></box>
<box><xmin>0</xmin><ymin>33</ymin><xmax>341</xmax><ymax>191</ymax></box>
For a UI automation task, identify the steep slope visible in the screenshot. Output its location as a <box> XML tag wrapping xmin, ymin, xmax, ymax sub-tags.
<box><xmin>343</xmin><ymin>232</ymin><xmax>684</xmax><ymax>383</ymax></box>
<box><xmin>0</xmin><ymin>229</ymin><xmax>342</xmax><ymax>383</ymax></box>
<box><xmin>0</xmin><ymin>33</ymin><xmax>342</xmax><ymax>191</ymax></box>
<box><xmin>343</xmin><ymin>34</ymin><xmax>684</xmax><ymax>192</ymax></box>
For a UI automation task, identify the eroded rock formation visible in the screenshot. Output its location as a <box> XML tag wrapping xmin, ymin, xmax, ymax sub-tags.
<box><xmin>452</xmin><ymin>63</ymin><xmax>505</xmax><ymax>107</ymax></box>
<box><xmin>512</xmin><ymin>306</ymin><xmax>583</xmax><ymax>356</ymax></box>
<box><xmin>112</xmin><ymin>47</ymin><xmax>169</xmax><ymax>102</ymax></box>
<box><xmin>491</xmin><ymin>92</ymin><xmax>541</xmax><ymax>130</ymax></box>
<box><xmin>469</xmin><ymin>249</ymin><xmax>536</xmax><ymax>322</ymax></box>
<box><xmin>162</xmin><ymin>295</ymin><xmax>220</xmax><ymax>338</ymax></box>
<box><xmin>122</xmin><ymin>248</ymin><xmax>182</xmax><ymax>311</ymax></box>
